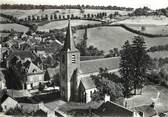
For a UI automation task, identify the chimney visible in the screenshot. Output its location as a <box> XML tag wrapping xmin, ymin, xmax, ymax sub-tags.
<box><xmin>104</xmin><ymin>94</ymin><xmax>110</xmax><ymax>102</ymax></box>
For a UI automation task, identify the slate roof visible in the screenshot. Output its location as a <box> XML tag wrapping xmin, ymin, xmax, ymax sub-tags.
<box><xmin>26</xmin><ymin>62</ymin><xmax>43</xmax><ymax>74</ymax></box>
<box><xmin>93</xmin><ymin>101</ymin><xmax>133</xmax><ymax>117</ymax></box>
<box><xmin>7</xmin><ymin>50</ymin><xmax>37</xmax><ymax>61</ymax></box>
<box><xmin>7</xmin><ymin>90</ymin><xmax>32</xmax><ymax>98</ymax></box>
<box><xmin>80</xmin><ymin>57</ymin><xmax>120</xmax><ymax>74</ymax></box>
<box><xmin>46</xmin><ymin>66</ymin><xmax>59</xmax><ymax>79</ymax></box>
<box><xmin>80</xmin><ymin>77</ymin><xmax>96</xmax><ymax>90</ymax></box>
<box><xmin>134</xmin><ymin>105</ymin><xmax>157</xmax><ymax>117</ymax></box>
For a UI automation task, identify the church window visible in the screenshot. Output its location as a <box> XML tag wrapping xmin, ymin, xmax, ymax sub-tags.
<box><xmin>72</xmin><ymin>55</ymin><xmax>76</xmax><ymax>63</ymax></box>
<box><xmin>62</xmin><ymin>55</ymin><xmax>65</xmax><ymax>63</ymax></box>
<box><xmin>90</xmin><ymin>91</ymin><xmax>93</xmax><ymax>97</ymax></box>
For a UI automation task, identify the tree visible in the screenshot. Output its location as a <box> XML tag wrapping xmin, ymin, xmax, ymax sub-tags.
<box><xmin>91</xmin><ymin>68</ymin><xmax>124</xmax><ymax>101</ymax></box>
<box><xmin>131</xmin><ymin>36</ymin><xmax>150</xmax><ymax>94</ymax></box>
<box><xmin>119</xmin><ymin>40</ymin><xmax>134</xmax><ymax>97</ymax></box>
<box><xmin>120</xmin><ymin>36</ymin><xmax>150</xmax><ymax>96</ymax></box>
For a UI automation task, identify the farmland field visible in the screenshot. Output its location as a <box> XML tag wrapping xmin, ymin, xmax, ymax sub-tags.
<box><xmin>0</xmin><ymin>9</ymin><xmax>133</xmax><ymax>19</ymax></box>
<box><xmin>37</xmin><ymin>19</ymin><xmax>101</xmax><ymax>31</ymax></box>
<box><xmin>126</xmin><ymin>25</ymin><xmax>168</xmax><ymax>35</ymax></box>
<box><xmin>116</xmin><ymin>16</ymin><xmax>168</xmax><ymax>25</ymax></box>
<box><xmin>0</xmin><ymin>23</ymin><xmax>29</xmax><ymax>32</ymax></box>
<box><xmin>76</xmin><ymin>26</ymin><xmax>168</xmax><ymax>52</ymax></box>
<box><xmin>148</xmin><ymin>51</ymin><xmax>168</xmax><ymax>59</ymax></box>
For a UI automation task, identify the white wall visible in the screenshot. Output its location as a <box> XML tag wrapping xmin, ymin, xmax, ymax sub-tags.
<box><xmin>85</xmin><ymin>88</ymin><xmax>97</xmax><ymax>103</ymax></box>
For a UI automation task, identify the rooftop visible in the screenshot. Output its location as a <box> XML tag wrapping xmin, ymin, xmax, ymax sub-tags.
<box><xmin>80</xmin><ymin>77</ymin><xmax>96</xmax><ymax>90</ymax></box>
<box><xmin>7</xmin><ymin>50</ymin><xmax>37</xmax><ymax>61</ymax></box>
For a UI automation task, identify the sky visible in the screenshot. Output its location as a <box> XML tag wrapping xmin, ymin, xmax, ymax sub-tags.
<box><xmin>0</xmin><ymin>0</ymin><xmax>168</xmax><ymax>10</ymax></box>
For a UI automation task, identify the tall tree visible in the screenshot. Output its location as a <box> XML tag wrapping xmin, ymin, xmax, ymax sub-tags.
<box><xmin>120</xmin><ymin>40</ymin><xmax>134</xmax><ymax>97</ymax></box>
<box><xmin>131</xmin><ymin>36</ymin><xmax>150</xmax><ymax>94</ymax></box>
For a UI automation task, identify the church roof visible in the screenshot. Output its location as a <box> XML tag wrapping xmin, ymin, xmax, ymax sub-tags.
<box><xmin>80</xmin><ymin>77</ymin><xmax>96</xmax><ymax>90</ymax></box>
<box><xmin>62</xmin><ymin>20</ymin><xmax>78</xmax><ymax>51</ymax></box>
<box><xmin>80</xmin><ymin>57</ymin><xmax>120</xmax><ymax>74</ymax></box>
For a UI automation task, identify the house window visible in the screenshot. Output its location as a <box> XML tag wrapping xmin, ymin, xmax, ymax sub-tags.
<box><xmin>72</xmin><ymin>55</ymin><xmax>76</xmax><ymax>63</ymax></box>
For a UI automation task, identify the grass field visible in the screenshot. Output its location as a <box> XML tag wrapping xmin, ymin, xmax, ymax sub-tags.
<box><xmin>116</xmin><ymin>16</ymin><xmax>168</xmax><ymax>25</ymax></box>
<box><xmin>126</xmin><ymin>85</ymin><xmax>168</xmax><ymax>113</ymax></box>
<box><xmin>148</xmin><ymin>51</ymin><xmax>168</xmax><ymax>59</ymax></box>
<box><xmin>0</xmin><ymin>23</ymin><xmax>29</xmax><ymax>32</ymax></box>
<box><xmin>37</xmin><ymin>19</ymin><xmax>101</xmax><ymax>31</ymax></box>
<box><xmin>0</xmin><ymin>9</ymin><xmax>133</xmax><ymax>19</ymax></box>
<box><xmin>126</xmin><ymin>24</ymin><xmax>168</xmax><ymax>35</ymax></box>
<box><xmin>76</xmin><ymin>26</ymin><xmax>168</xmax><ymax>52</ymax></box>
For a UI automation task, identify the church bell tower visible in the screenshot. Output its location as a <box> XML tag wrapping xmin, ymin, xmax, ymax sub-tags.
<box><xmin>60</xmin><ymin>20</ymin><xmax>80</xmax><ymax>102</ymax></box>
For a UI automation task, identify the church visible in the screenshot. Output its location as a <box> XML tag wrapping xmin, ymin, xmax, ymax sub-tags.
<box><xmin>60</xmin><ymin>20</ymin><xmax>120</xmax><ymax>103</ymax></box>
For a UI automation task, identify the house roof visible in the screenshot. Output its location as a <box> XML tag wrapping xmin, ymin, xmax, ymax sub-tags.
<box><xmin>7</xmin><ymin>89</ymin><xmax>32</xmax><ymax>98</ymax></box>
<box><xmin>93</xmin><ymin>101</ymin><xmax>133</xmax><ymax>117</ymax></box>
<box><xmin>46</xmin><ymin>66</ymin><xmax>59</xmax><ymax>78</ymax></box>
<box><xmin>26</xmin><ymin>62</ymin><xmax>43</xmax><ymax>74</ymax></box>
<box><xmin>134</xmin><ymin>105</ymin><xmax>157</xmax><ymax>117</ymax></box>
<box><xmin>80</xmin><ymin>57</ymin><xmax>120</xmax><ymax>74</ymax></box>
<box><xmin>1</xmin><ymin>97</ymin><xmax>18</xmax><ymax>106</ymax></box>
<box><xmin>80</xmin><ymin>77</ymin><xmax>96</xmax><ymax>90</ymax></box>
<box><xmin>33</xmin><ymin>109</ymin><xmax>47</xmax><ymax>116</ymax></box>
<box><xmin>7</xmin><ymin>50</ymin><xmax>37</xmax><ymax>61</ymax></box>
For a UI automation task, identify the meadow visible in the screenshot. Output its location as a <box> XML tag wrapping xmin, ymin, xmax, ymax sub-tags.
<box><xmin>0</xmin><ymin>23</ymin><xmax>29</xmax><ymax>32</ymax></box>
<box><xmin>37</xmin><ymin>19</ymin><xmax>101</xmax><ymax>31</ymax></box>
<box><xmin>116</xmin><ymin>16</ymin><xmax>168</xmax><ymax>25</ymax></box>
<box><xmin>76</xmin><ymin>26</ymin><xmax>168</xmax><ymax>52</ymax></box>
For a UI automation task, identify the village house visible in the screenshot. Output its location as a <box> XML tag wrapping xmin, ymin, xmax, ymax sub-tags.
<box><xmin>59</xmin><ymin>20</ymin><xmax>120</xmax><ymax>103</ymax></box>
<box><xmin>1</xmin><ymin>96</ymin><xmax>20</xmax><ymax>112</ymax></box>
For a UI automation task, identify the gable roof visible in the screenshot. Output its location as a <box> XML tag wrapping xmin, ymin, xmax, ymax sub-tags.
<box><xmin>93</xmin><ymin>101</ymin><xmax>133</xmax><ymax>117</ymax></box>
<box><xmin>7</xmin><ymin>50</ymin><xmax>37</xmax><ymax>61</ymax></box>
<box><xmin>80</xmin><ymin>77</ymin><xmax>96</xmax><ymax>90</ymax></box>
<box><xmin>1</xmin><ymin>96</ymin><xmax>18</xmax><ymax>106</ymax></box>
<box><xmin>27</xmin><ymin>62</ymin><xmax>43</xmax><ymax>74</ymax></box>
<box><xmin>80</xmin><ymin>57</ymin><xmax>120</xmax><ymax>74</ymax></box>
<box><xmin>46</xmin><ymin>66</ymin><xmax>59</xmax><ymax>79</ymax></box>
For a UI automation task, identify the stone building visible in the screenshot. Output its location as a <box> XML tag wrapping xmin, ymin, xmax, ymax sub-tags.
<box><xmin>60</xmin><ymin>20</ymin><xmax>120</xmax><ymax>103</ymax></box>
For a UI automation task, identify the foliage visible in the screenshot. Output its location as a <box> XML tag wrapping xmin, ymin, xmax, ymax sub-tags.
<box><xmin>148</xmin><ymin>44</ymin><xmax>168</xmax><ymax>52</ymax></box>
<box><xmin>38</xmin><ymin>82</ymin><xmax>45</xmax><ymax>92</ymax></box>
<box><xmin>91</xmin><ymin>68</ymin><xmax>124</xmax><ymax>102</ymax></box>
<box><xmin>5</xmin><ymin>106</ymin><xmax>23</xmax><ymax>115</ymax></box>
<box><xmin>120</xmin><ymin>36</ymin><xmax>150</xmax><ymax>96</ymax></box>
<box><xmin>0</xmin><ymin>4</ymin><xmax>133</xmax><ymax>11</ymax></box>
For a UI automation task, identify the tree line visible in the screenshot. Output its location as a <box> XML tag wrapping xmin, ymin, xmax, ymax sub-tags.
<box><xmin>129</xmin><ymin>6</ymin><xmax>168</xmax><ymax>17</ymax></box>
<box><xmin>0</xmin><ymin>4</ymin><xmax>133</xmax><ymax>11</ymax></box>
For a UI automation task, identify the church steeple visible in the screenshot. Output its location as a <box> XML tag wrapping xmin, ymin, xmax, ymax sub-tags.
<box><xmin>62</xmin><ymin>20</ymin><xmax>78</xmax><ymax>51</ymax></box>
